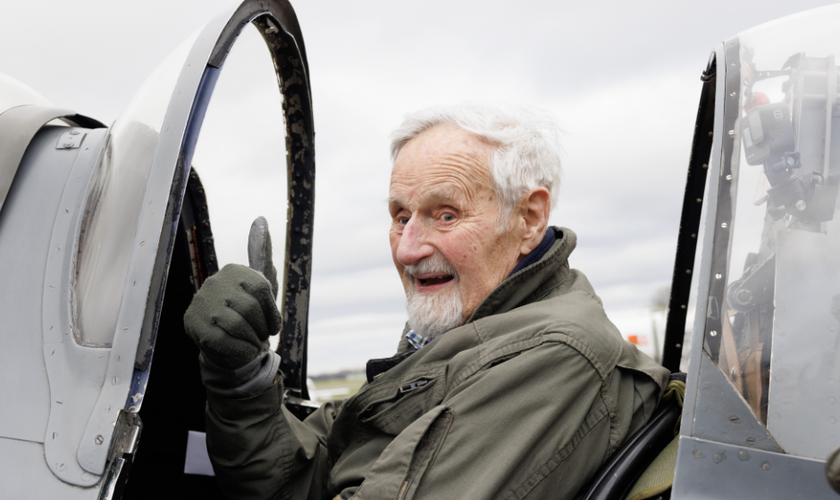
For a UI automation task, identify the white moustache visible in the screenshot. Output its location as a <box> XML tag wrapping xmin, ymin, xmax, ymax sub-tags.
<box><xmin>403</xmin><ymin>251</ymin><xmax>458</xmax><ymax>281</ymax></box>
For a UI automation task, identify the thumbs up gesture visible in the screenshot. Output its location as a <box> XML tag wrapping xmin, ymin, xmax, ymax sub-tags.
<box><xmin>184</xmin><ymin>217</ymin><xmax>282</xmax><ymax>397</ymax></box>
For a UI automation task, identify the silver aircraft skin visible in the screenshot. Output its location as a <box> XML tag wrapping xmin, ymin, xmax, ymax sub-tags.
<box><xmin>0</xmin><ymin>1</ymin><xmax>313</xmax><ymax>498</ymax></box>
<box><xmin>1</xmin><ymin>1</ymin><xmax>840</xmax><ymax>499</ymax></box>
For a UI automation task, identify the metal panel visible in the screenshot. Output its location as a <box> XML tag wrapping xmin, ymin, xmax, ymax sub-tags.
<box><xmin>672</xmin><ymin>436</ymin><xmax>837</xmax><ymax>499</ymax></box>
<box><xmin>0</xmin><ymin>438</ymin><xmax>97</xmax><ymax>500</ymax></box>
<box><xmin>0</xmin><ymin>105</ymin><xmax>104</xmax><ymax>216</ymax></box>
<box><xmin>0</xmin><ymin>105</ymin><xmax>74</xmax><ymax>214</ymax></box>
<box><xmin>768</xmin><ymin>228</ymin><xmax>840</xmax><ymax>458</ymax></box>
<box><xmin>0</xmin><ymin>126</ymin><xmax>77</xmax><ymax>444</ymax></box>
<box><xmin>40</xmin><ymin>127</ymin><xmax>109</xmax><ymax>487</ymax></box>
<box><xmin>692</xmin><ymin>350</ymin><xmax>782</xmax><ymax>453</ymax></box>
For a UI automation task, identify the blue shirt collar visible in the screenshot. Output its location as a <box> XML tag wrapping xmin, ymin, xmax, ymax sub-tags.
<box><xmin>508</xmin><ymin>229</ymin><xmax>556</xmax><ymax>277</ymax></box>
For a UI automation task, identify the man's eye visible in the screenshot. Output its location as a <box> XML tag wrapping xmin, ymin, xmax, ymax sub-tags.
<box><xmin>441</xmin><ymin>213</ymin><xmax>456</xmax><ymax>222</ymax></box>
<box><xmin>398</xmin><ymin>216</ymin><xmax>410</xmax><ymax>225</ymax></box>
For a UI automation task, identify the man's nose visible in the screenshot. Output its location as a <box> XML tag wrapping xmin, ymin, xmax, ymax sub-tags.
<box><xmin>396</xmin><ymin>218</ymin><xmax>434</xmax><ymax>266</ymax></box>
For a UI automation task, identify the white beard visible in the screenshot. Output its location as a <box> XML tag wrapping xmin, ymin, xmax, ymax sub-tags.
<box><xmin>404</xmin><ymin>252</ymin><xmax>464</xmax><ymax>338</ymax></box>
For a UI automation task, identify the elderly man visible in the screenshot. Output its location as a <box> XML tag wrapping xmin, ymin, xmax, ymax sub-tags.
<box><xmin>184</xmin><ymin>105</ymin><xmax>669</xmax><ymax>499</ymax></box>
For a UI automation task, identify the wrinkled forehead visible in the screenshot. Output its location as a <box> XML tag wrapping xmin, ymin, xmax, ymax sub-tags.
<box><xmin>389</xmin><ymin>124</ymin><xmax>496</xmax><ymax>196</ymax></box>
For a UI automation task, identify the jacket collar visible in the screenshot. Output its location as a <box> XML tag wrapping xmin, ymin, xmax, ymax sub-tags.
<box><xmin>467</xmin><ymin>226</ymin><xmax>576</xmax><ymax>323</ymax></box>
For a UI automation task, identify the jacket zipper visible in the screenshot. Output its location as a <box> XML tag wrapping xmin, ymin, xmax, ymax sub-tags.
<box><xmin>399</xmin><ymin>379</ymin><xmax>429</xmax><ymax>393</ymax></box>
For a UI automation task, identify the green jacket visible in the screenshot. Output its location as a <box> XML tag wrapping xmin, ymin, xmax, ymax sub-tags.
<box><xmin>204</xmin><ymin>227</ymin><xmax>670</xmax><ymax>500</ymax></box>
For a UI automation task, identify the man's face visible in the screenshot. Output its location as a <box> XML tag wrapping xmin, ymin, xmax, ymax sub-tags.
<box><xmin>389</xmin><ymin>124</ymin><xmax>523</xmax><ymax>336</ymax></box>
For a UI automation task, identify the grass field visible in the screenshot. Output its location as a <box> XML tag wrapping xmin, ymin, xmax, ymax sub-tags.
<box><xmin>311</xmin><ymin>377</ymin><xmax>366</xmax><ymax>402</ymax></box>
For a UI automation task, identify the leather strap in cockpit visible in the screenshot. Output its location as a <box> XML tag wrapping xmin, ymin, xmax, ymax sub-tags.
<box><xmin>719</xmin><ymin>311</ymin><xmax>744</xmax><ymax>393</ymax></box>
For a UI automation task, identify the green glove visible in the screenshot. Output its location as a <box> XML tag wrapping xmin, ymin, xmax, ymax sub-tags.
<box><xmin>184</xmin><ymin>217</ymin><xmax>282</xmax><ymax>397</ymax></box>
<box><xmin>184</xmin><ymin>263</ymin><xmax>280</xmax><ymax>368</ymax></box>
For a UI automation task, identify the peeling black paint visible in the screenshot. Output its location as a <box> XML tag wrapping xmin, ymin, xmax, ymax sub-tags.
<box><xmin>253</xmin><ymin>11</ymin><xmax>315</xmax><ymax>400</ymax></box>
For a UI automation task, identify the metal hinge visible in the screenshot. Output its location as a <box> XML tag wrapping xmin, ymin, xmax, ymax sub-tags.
<box><xmin>98</xmin><ymin>411</ymin><xmax>142</xmax><ymax>500</ymax></box>
<box><xmin>56</xmin><ymin>129</ymin><xmax>86</xmax><ymax>149</ymax></box>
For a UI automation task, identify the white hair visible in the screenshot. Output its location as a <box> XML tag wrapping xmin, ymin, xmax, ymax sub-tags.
<box><xmin>390</xmin><ymin>104</ymin><xmax>563</xmax><ymax>226</ymax></box>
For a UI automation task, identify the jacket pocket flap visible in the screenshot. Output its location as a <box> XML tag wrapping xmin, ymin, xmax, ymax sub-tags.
<box><xmin>352</xmin><ymin>406</ymin><xmax>453</xmax><ymax>500</ymax></box>
<box><xmin>359</xmin><ymin>378</ymin><xmax>440</xmax><ymax>435</ymax></box>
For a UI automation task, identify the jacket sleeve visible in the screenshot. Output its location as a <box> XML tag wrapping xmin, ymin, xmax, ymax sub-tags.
<box><xmin>350</xmin><ymin>340</ymin><xmax>620</xmax><ymax>500</ymax></box>
<box><xmin>205</xmin><ymin>378</ymin><xmax>339</xmax><ymax>500</ymax></box>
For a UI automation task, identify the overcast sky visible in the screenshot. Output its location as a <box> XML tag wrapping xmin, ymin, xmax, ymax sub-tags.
<box><xmin>2</xmin><ymin>0</ymin><xmax>838</xmax><ymax>374</ymax></box>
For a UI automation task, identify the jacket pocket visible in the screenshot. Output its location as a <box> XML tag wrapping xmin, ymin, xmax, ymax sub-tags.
<box><xmin>351</xmin><ymin>406</ymin><xmax>453</xmax><ymax>500</ymax></box>
<box><xmin>359</xmin><ymin>378</ymin><xmax>440</xmax><ymax>436</ymax></box>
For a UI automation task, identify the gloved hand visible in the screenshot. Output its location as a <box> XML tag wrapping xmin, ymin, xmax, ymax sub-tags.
<box><xmin>184</xmin><ymin>216</ymin><xmax>282</xmax><ymax>398</ymax></box>
<box><xmin>248</xmin><ymin>215</ymin><xmax>278</xmax><ymax>299</ymax></box>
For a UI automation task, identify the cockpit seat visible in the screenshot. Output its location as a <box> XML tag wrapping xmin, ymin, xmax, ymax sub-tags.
<box><xmin>577</xmin><ymin>373</ymin><xmax>686</xmax><ymax>500</ymax></box>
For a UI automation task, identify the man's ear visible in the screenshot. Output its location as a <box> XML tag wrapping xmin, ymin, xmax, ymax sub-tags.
<box><xmin>518</xmin><ymin>187</ymin><xmax>550</xmax><ymax>256</ymax></box>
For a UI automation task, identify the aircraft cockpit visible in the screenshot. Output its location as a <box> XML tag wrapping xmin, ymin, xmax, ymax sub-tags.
<box><xmin>671</xmin><ymin>6</ymin><xmax>840</xmax><ymax>497</ymax></box>
<box><xmin>0</xmin><ymin>1</ymin><xmax>314</xmax><ymax>497</ymax></box>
